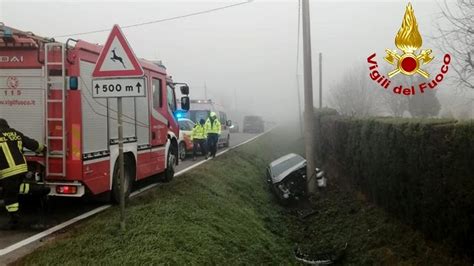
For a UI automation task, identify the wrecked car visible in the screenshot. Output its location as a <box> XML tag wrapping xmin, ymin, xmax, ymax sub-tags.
<box><xmin>266</xmin><ymin>153</ymin><xmax>326</xmax><ymax>202</ymax></box>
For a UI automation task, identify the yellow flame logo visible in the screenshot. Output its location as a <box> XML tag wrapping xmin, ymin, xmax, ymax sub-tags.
<box><xmin>384</xmin><ymin>2</ymin><xmax>433</xmax><ymax>78</ymax></box>
<box><xmin>395</xmin><ymin>3</ymin><xmax>422</xmax><ymax>53</ymax></box>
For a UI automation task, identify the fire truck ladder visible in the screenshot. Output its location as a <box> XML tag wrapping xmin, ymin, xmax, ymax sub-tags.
<box><xmin>44</xmin><ymin>43</ymin><xmax>67</xmax><ymax>178</ymax></box>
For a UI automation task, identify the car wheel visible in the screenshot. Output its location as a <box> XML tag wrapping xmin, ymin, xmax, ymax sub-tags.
<box><xmin>179</xmin><ymin>142</ymin><xmax>186</xmax><ymax>161</ymax></box>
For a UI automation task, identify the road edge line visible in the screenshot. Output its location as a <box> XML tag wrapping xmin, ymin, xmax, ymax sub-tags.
<box><xmin>0</xmin><ymin>128</ymin><xmax>274</xmax><ymax>257</ymax></box>
<box><xmin>0</xmin><ymin>205</ymin><xmax>111</xmax><ymax>257</ymax></box>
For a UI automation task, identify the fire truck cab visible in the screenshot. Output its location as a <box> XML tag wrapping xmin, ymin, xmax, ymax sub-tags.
<box><xmin>0</xmin><ymin>24</ymin><xmax>190</xmax><ymax>202</ymax></box>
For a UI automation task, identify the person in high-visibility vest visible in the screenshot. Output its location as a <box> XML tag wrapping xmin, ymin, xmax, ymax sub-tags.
<box><xmin>205</xmin><ymin>112</ymin><xmax>221</xmax><ymax>158</ymax></box>
<box><xmin>191</xmin><ymin>119</ymin><xmax>208</xmax><ymax>161</ymax></box>
<box><xmin>0</xmin><ymin>118</ymin><xmax>45</xmax><ymax>230</ymax></box>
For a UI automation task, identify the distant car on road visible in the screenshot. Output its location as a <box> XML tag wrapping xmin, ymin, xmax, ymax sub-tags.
<box><xmin>243</xmin><ymin>115</ymin><xmax>264</xmax><ymax>133</ymax></box>
<box><xmin>178</xmin><ymin>118</ymin><xmax>195</xmax><ymax>160</ymax></box>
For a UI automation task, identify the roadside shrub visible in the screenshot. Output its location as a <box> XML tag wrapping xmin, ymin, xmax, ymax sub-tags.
<box><xmin>315</xmin><ymin>110</ymin><xmax>474</xmax><ymax>253</ymax></box>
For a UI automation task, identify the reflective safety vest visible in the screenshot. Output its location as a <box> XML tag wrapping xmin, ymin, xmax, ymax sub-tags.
<box><xmin>191</xmin><ymin>124</ymin><xmax>207</xmax><ymax>140</ymax></box>
<box><xmin>0</xmin><ymin>127</ymin><xmax>44</xmax><ymax>179</ymax></box>
<box><xmin>205</xmin><ymin>118</ymin><xmax>221</xmax><ymax>135</ymax></box>
<box><xmin>19</xmin><ymin>183</ymin><xmax>30</xmax><ymax>194</ymax></box>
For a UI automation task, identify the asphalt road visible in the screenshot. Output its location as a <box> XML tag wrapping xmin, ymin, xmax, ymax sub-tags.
<box><xmin>0</xmin><ymin>132</ymin><xmax>259</xmax><ymax>258</ymax></box>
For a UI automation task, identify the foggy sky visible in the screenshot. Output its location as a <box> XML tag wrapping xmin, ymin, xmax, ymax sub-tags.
<box><xmin>1</xmin><ymin>0</ymin><xmax>471</xmax><ymax>122</ymax></box>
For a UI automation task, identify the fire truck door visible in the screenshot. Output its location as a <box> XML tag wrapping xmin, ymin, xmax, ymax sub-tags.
<box><xmin>150</xmin><ymin>77</ymin><xmax>167</xmax><ymax>150</ymax></box>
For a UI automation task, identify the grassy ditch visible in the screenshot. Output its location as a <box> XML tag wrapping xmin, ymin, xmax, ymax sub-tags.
<box><xmin>21</xmin><ymin>133</ymin><xmax>295</xmax><ymax>265</ymax></box>
<box><xmin>20</xmin><ymin>128</ymin><xmax>470</xmax><ymax>265</ymax></box>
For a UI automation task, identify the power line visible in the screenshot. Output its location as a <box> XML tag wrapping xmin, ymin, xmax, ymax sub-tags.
<box><xmin>53</xmin><ymin>0</ymin><xmax>253</xmax><ymax>38</ymax></box>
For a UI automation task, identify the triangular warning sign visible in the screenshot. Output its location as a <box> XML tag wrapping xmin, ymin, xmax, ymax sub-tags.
<box><xmin>92</xmin><ymin>25</ymin><xmax>144</xmax><ymax>78</ymax></box>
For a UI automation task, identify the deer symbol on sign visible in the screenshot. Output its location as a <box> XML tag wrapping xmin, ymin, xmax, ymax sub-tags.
<box><xmin>110</xmin><ymin>48</ymin><xmax>126</xmax><ymax>69</ymax></box>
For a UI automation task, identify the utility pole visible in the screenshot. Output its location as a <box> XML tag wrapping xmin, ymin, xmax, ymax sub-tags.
<box><xmin>204</xmin><ymin>82</ymin><xmax>208</xmax><ymax>100</ymax></box>
<box><xmin>296</xmin><ymin>74</ymin><xmax>303</xmax><ymax>136</ymax></box>
<box><xmin>296</xmin><ymin>0</ymin><xmax>303</xmax><ymax>136</ymax></box>
<box><xmin>319</xmin><ymin>52</ymin><xmax>323</xmax><ymax>108</ymax></box>
<box><xmin>302</xmin><ymin>0</ymin><xmax>316</xmax><ymax>194</ymax></box>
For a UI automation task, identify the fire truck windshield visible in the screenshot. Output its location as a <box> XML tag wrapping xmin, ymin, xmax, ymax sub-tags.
<box><xmin>167</xmin><ymin>83</ymin><xmax>177</xmax><ymax>113</ymax></box>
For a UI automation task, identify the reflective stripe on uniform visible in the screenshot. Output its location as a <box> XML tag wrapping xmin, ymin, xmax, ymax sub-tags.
<box><xmin>17</xmin><ymin>140</ymin><xmax>23</xmax><ymax>152</ymax></box>
<box><xmin>1</xmin><ymin>142</ymin><xmax>16</xmax><ymax>168</ymax></box>
<box><xmin>205</xmin><ymin>119</ymin><xmax>221</xmax><ymax>134</ymax></box>
<box><xmin>191</xmin><ymin>125</ymin><xmax>207</xmax><ymax>139</ymax></box>
<box><xmin>0</xmin><ymin>163</ymin><xmax>28</xmax><ymax>179</ymax></box>
<box><xmin>35</xmin><ymin>143</ymin><xmax>44</xmax><ymax>153</ymax></box>
<box><xmin>5</xmin><ymin>202</ymin><xmax>19</xmax><ymax>213</ymax></box>
<box><xmin>19</xmin><ymin>183</ymin><xmax>30</xmax><ymax>194</ymax></box>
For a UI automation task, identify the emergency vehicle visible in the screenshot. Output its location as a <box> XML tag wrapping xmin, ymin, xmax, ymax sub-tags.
<box><xmin>0</xmin><ymin>24</ymin><xmax>190</xmax><ymax>202</ymax></box>
<box><xmin>185</xmin><ymin>99</ymin><xmax>232</xmax><ymax>147</ymax></box>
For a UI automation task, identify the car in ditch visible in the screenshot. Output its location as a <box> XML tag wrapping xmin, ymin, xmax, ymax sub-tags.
<box><xmin>266</xmin><ymin>153</ymin><xmax>326</xmax><ymax>202</ymax></box>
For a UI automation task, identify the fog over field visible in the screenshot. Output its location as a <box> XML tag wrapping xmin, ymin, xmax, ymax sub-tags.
<box><xmin>1</xmin><ymin>0</ymin><xmax>471</xmax><ymax>123</ymax></box>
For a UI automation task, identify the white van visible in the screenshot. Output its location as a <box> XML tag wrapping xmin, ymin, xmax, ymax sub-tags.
<box><xmin>187</xmin><ymin>100</ymin><xmax>232</xmax><ymax>147</ymax></box>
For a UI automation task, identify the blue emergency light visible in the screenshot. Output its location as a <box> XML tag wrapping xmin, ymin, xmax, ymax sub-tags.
<box><xmin>176</xmin><ymin>111</ymin><xmax>185</xmax><ymax>119</ymax></box>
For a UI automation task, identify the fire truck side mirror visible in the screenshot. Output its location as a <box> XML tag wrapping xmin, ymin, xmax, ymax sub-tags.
<box><xmin>180</xmin><ymin>85</ymin><xmax>189</xmax><ymax>95</ymax></box>
<box><xmin>181</xmin><ymin>96</ymin><xmax>190</xmax><ymax>111</ymax></box>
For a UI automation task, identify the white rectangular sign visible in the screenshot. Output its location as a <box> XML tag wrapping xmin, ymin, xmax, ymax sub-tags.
<box><xmin>92</xmin><ymin>78</ymin><xmax>146</xmax><ymax>98</ymax></box>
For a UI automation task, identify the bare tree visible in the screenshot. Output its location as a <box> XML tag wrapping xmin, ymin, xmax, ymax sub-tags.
<box><xmin>329</xmin><ymin>65</ymin><xmax>383</xmax><ymax>117</ymax></box>
<box><xmin>435</xmin><ymin>0</ymin><xmax>474</xmax><ymax>90</ymax></box>
<box><xmin>381</xmin><ymin>92</ymin><xmax>409</xmax><ymax>117</ymax></box>
<box><xmin>408</xmin><ymin>89</ymin><xmax>441</xmax><ymax>118</ymax></box>
<box><xmin>377</xmin><ymin>67</ymin><xmax>411</xmax><ymax>117</ymax></box>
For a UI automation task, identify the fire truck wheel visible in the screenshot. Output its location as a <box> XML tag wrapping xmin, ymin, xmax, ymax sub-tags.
<box><xmin>179</xmin><ymin>142</ymin><xmax>186</xmax><ymax>161</ymax></box>
<box><xmin>111</xmin><ymin>159</ymin><xmax>132</xmax><ymax>204</ymax></box>
<box><xmin>162</xmin><ymin>148</ymin><xmax>176</xmax><ymax>182</ymax></box>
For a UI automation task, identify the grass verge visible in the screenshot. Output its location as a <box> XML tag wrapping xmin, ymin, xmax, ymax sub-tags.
<box><xmin>20</xmin><ymin>133</ymin><xmax>294</xmax><ymax>265</ymax></box>
<box><xmin>19</xmin><ymin>128</ymin><xmax>471</xmax><ymax>264</ymax></box>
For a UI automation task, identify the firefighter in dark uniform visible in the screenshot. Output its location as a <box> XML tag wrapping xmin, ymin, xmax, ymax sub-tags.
<box><xmin>0</xmin><ymin>118</ymin><xmax>45</xmax><ymax>230</ymax></box>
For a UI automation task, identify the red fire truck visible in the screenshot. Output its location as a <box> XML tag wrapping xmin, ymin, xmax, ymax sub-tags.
<box><xmin>0</xmin><ymin>24</ymin><xmax>190</xmax><ymax>202</ymax></box>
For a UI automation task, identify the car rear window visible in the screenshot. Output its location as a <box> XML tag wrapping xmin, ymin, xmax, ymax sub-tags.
<box><xmin>271</xmin><ymin>156</ymin><xmax>305</xmax><ymax>177</ymax></box>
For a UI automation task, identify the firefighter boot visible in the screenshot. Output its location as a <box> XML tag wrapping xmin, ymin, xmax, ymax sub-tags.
<box><xmin>29</xmin><ymin>185</ymin><xmax>51</xmax><ymax>197</ymax></box>
<box><xmin>0</xmin><ymin>212</ymin><xmax>20</xmax><ymax>230</ymax></box>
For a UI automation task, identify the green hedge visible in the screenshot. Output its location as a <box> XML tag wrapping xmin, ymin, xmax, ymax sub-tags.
<box><xmin>315</xmin><ymin>110</ymin><xmax>474</xmax><ymax>253</ymax></box>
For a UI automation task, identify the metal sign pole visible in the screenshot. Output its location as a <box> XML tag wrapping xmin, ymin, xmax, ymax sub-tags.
<box><xmin>91</xmin><ymin>25</ymin><xmax>145</xmax><ymax>231</ymax></box>
<box><xmin>117</xmin><ymin>97</ymin><xmax>125</xmax><ymax>230</ymax></box>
